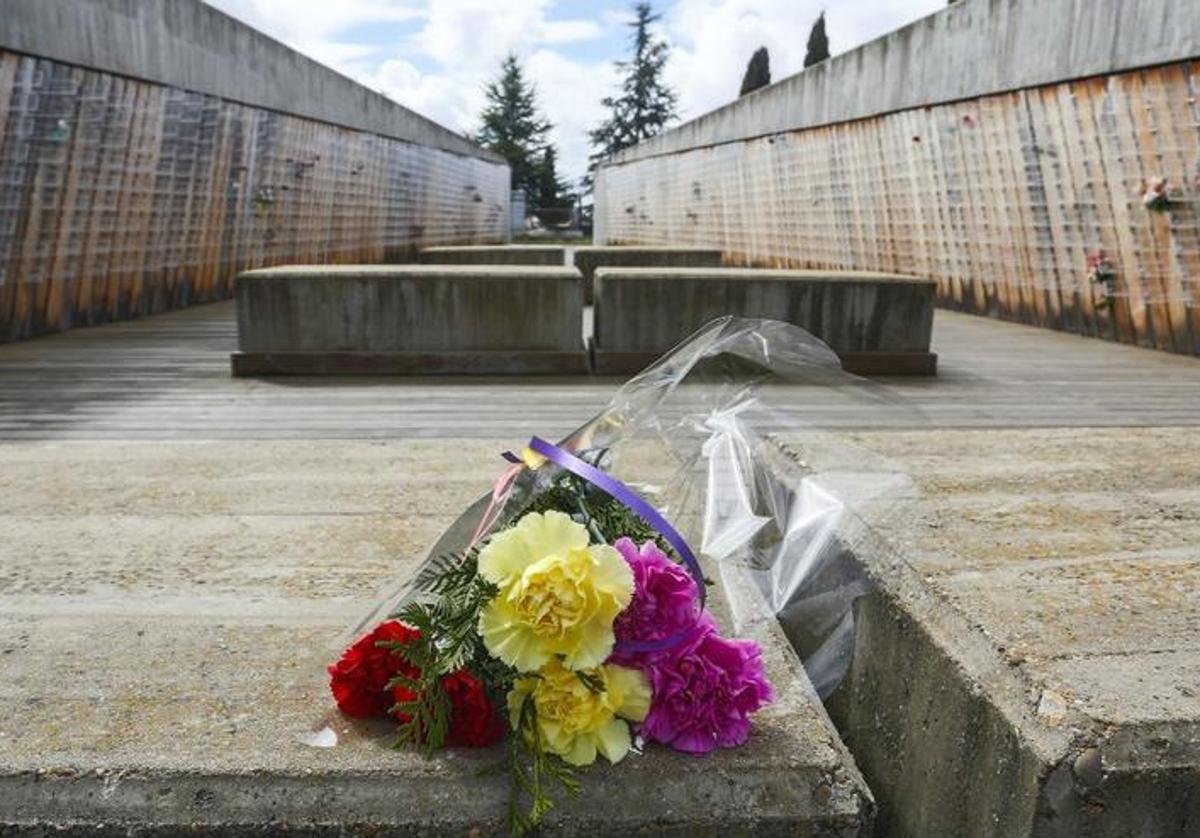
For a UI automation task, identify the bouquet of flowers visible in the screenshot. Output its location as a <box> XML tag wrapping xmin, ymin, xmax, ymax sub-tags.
<box><xmin>320</xmin><ymin>317</ymin><xmax>915</xmax><ymax>834</ymax></box>
<box><xmin>328</xmin><ymin>435</ymin><xmax>772</xmax><ymax>833</ymax></box>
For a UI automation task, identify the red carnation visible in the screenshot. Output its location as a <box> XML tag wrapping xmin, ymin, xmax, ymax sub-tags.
<box><xmin>328</xmin><ymin>621</ymin><xmax>420</xmax><ymax>719</ymax></box>
<box><xmin>440</xmin><ymin>670</ymin><xmax>506</xmax><ymax>747</ymax></box>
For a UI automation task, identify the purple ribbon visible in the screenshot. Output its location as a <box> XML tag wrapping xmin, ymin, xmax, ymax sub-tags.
<box><xmin>525</xmin><ymin>436</ymin><xmax>706</xmax><ymax>653</ymax></box>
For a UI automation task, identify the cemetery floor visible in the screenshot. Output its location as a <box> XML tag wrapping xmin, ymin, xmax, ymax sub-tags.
<box><xmin>1</xmin><ymin>302</ymin><xmax>1199</xmax><ymax>834</ymax></box>
<box><xmin>0</xmin><ymin>300</ymin><xmax>1197</xmax><ymax>440</ymax></box>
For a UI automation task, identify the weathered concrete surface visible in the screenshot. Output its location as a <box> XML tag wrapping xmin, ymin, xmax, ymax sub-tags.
<box><xmin>606</xmin><ymin>0</ymin><xmax>1200</xmax><ymax>165</ymax></box>
<box><xmin>573</xmin><ymin>247</ymin><xmax>724</xmax><ymax>303</ymax></box>
<box><xmin>593</xmin><ymin>267</ymin><xmax>936</xmax><ymax>375</ymax></box>
<box><xmin>0</xmin><ymin>0</ymin><xmax>498</xmax><ymax>161</ymax></box>
<box><xmin>0</xmin><ymin>441</ymin><xmax>872</xmax><ymax>835</ymax></box>
<box><xmin>773</xmin><ymin>427</ymin><xmax>1200</xmax><ymax>837</ymax></box>
<box><xmin>419</xmin><ymin>245</ymin><xmax>566</xmax><ymax>266</ymax></box>
<box><xmin>233</xmin><ymin>265</ymin><xmax>585</xmax><ymax>375</ymax></box>
<box><xmin>5</xmin><ymin>302</ymin><xmax>1200</xmax><ymax>439</ymax></box>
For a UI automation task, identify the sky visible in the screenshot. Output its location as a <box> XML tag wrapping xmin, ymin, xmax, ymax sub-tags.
<box><xmin>203</xmin><ymin>0</ymin><xmax>946</xmax><ymax>184</ymax></box>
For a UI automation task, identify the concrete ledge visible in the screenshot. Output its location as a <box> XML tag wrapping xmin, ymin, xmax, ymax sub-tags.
<box><xmin>0</xmin><ymin>440</ymin><xmax>873</xmax><ymax>835</ymax></box>
<box><xmin>418</xmin><ymin>245</ymin><xmax>566</xmax><ymax>266</ymax></box>
<box><xmin>234</xmin><ymin>265</ymin><xmax>583</xmax><ymax>374</ymax></box>
<box><xmin>771</xmin><ymin>428</ymin><xmax>1200</xmax><ymax>836</ymax></box>
<box><xmin>574</xmin><ymin>246</ymin><xmax>724</xmax><ymax>304</ymax></box>
<box><xmin>593</xmin><ymin>267</ymin><xmax>937</xmax><ymax>375</ymax></box>
<box><xmin>231</xmin><ymin>350</ymin><xmax>589</xmax><ymax>376</ymax></box>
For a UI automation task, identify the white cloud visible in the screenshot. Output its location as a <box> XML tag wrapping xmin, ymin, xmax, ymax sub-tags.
<box><xmin>205</xmin><ymin>0</ymin><xmax>420</xmax><ymax>50</ymax></box>
<box><xmin>203</xmin><ymin>0</ymin><xmax>948</xmax><ymax>182</ymax></box>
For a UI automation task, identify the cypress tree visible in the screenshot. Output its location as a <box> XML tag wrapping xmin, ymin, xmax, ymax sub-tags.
<box><xmin>739</xmin><ymin>46</ymin><xmax>771</xmax><ymax>96</ymax></box>
<box><xmin>803</xmin><ymin>12</ymin><xmax>830</xmax><ymax>68</ymax></box>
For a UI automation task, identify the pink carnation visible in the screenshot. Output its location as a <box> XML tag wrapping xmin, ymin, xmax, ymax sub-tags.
<box><xmin>639</xmin><ymin>622</ymin><xmax>773</xmax><ymax>755</ymax></box>
<box><xmin>610</xmin><ymin>538</ymin><xmax>701</xmax><ymax>666</ymax></box>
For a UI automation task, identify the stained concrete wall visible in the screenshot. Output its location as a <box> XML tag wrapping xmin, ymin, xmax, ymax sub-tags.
<box><xmin>609</xmin><ymin>0</ymin><xmax>1200</xmax><ymax>165</ymax></box>
<box><xmin>0</xmin><ymin>0</ymin><xmax>497</xmax><ymax>161</ymax></box>
<box><xmin>0</xmin><ymin>0</ymin><xmax>509</xmax><ymax>342</ymax></box>
<box><xmin>595</xmin><ymin>0</ymin><xmax>1200</xmax><ymax>356</ymax></box>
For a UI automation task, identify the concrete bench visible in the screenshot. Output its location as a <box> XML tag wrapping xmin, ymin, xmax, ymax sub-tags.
<box><xmin>574</xmin><ymin>246</ymin><xmax>724</xmax><ymax>303</ymax></box>
<box><xmin>231</xmin><ymin>265</ymin><xmax>585</xmax><ymax>375</ymax></box>
<box><xmin>592</xmin><ymin>267</ymin><xmax>937</xmax><ymax>376</ymax></box>
<box><xmin>418</xmin><ymin>245</ymin><xmax>565</xmax><ymax>266</ymax></box>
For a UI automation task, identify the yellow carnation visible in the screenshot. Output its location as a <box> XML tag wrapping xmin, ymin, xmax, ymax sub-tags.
<box><xmin>507</xmin><ymin>658</ymin><xmax>651</xmax><ymax>766</ymax></box>
<box><xmin>477</xmin><ymin>510</ymin><xmax>633</xmax><ymax>672</ymax></box>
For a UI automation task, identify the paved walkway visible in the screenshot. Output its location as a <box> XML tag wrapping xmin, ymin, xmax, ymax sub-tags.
<box><xmin>0</xmin><ymin>302</ymin><xmax>1198</xmax><ymax>440</ymax></box>
<box><xmin>2</xmin><ymin>304</ymin><xmax>1199</xmax><ymax>833</ymax></box>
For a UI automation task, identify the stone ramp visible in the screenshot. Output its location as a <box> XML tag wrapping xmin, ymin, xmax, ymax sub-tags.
<box><xmin>0</xmin><ymin>441</ymin><xmax>872</xmax><ymax>835</ymax></box>
<box><xmin>772</xmin><ymin>428</ymin><xmax>1200</xmax><ymax>836</ymax></box>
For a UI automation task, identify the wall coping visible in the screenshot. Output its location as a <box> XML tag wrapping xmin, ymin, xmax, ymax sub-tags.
<box><xmin>606</xmin><ymin>0</ymin><xmax>1200</xmax><ymax>166</ymax></box>
<box><xmin>0</xmin><ymin>0</ymin><xmax>503</xmax><ymax>163</ymax></box>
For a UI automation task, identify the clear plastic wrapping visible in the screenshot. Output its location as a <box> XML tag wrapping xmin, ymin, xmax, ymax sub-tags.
<box><xmin>340</xmin><ymin>316</ymin><xmax>922</xmax><ymax>701</ymax></box>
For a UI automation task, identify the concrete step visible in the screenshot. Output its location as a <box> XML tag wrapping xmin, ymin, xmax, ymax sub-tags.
<box><xmin>772</xmin><ymin>427</ymin><xmax>1200</xmax><ymax>836</ymax></box>
<box><xmin>0</xmin><ymin>440</ymin><xmax>873</xmax><ymax>835</ymax></box>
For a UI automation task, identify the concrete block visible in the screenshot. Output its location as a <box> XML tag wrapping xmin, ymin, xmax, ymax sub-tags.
<box><xmin>573</xmin><ymin>246</ymin><xmax>724</xmax><ymax>303</ymax></box>
<box><xmin>231</xmin><ymin>265</ymin><xmax>585</xmax><ymax>375</ymax></box>
<box><xmin>593</xmin><ymin>267</ymin><xmax>937</xmax><ymax>376</ymax></box>
<box><xmin>0</xmin><ymin>440</ymin><xmax>874</xmax><ymax>835</ymax></box>
<box><xmin>418</xmin><ymin>245</ymin><xmax>566</xmax><ymax>266</ymax></box>
<box><xmin>772</xmin><ymin>428</ymin><xmax>1200</xmax><ymax>837</ymax></box>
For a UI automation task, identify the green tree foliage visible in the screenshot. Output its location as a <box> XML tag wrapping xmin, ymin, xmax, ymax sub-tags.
<box><xmin>739</xmin><ymin>46</ymin><xmax>771</xmax><ymax>96</ymax></box>
<box><xmin>476</xmin><ymin>54</ymin><xmax>552</xmax><ymax>198</ymax></box>
<box><xmin>532</xmin><ymin>147</ymin><xmax>575</xmax><ymax>226</ymax></box>
<box><xmin>586</xmin><ymin>2</ymin><xmax>678</xmax><ymax>188</ymax></box>
<box><xmin>803</xmin><ymin>12</ymin><xmax>830</xmax><ymax>68</ymax></box>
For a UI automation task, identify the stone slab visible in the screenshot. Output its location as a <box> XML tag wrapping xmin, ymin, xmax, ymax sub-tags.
<box><xmin>234</xmin><ymin>265</ymin><xmax>584</xmax><ymax>374</ymax></box>
<box><xmin>772</xmin><ymin>427</ymin><xmax>1200</xmax><ymax>836</ymax></box>
<box><xmin>418</xmin><ymin>245</ymin><xmax>566</xmax><ymax>266</ymax></box>
<box><xmin>0</xmin><ymin>440</ymin><xmax>872</xmax><ymax>835</ymax></box>
<box><xmin>593</xmin><ymin>267</ymin><xmax>937</xmax><ymax>375</ymax></box>
<box><xmin>573</xmin><ymin>246</ymin><xmax>724</xmax><ymax>303</ymax></box>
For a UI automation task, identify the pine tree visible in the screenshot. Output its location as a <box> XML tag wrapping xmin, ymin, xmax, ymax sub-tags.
<box><xmin>803</xmin><ymin>12</ymin><xmax>830</xmax><ymax>68</ymax></box>
<box><xmin>475</xmin><ymin>54</ymin><xmax>552</xmax><ymax>198</ymax></box>
<box><xmin>739</xmin><ymin>46</ymin><xmax>771</xmax><ymax>96</ymax></box>
<box><xmin>586</xmin><ymin>2</ymin><xmax>678</xmax><ymax>187</ymax></box>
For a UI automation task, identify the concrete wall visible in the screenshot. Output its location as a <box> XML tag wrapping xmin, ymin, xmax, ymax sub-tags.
<box><xmin>0</xmin><ymin>1</ymin><xmax>509</xmax><ymax>342</ymax></box>
<box><xmin>0</xmin><ymin>0</ymin><xmax>497</xmax><ymax>162</ymax></box>
<box><xmin>236</xmin><ymin>266</ymin><xmax>582</xmax><ymax>354</ymax></box>
<box><xmin>596</xmin><ymin>0</ymin><xmax>1200</xmax><ymax>356</ymax></box>
<box><xmin>593</xmin><ymin>269</ymin><xmax>935</xmax><ymax>354</ymax></box>
<box><xmin>610</xmin><ymin>0</ymin><xmax>1200</xmax><ymax>165</ymax></box>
